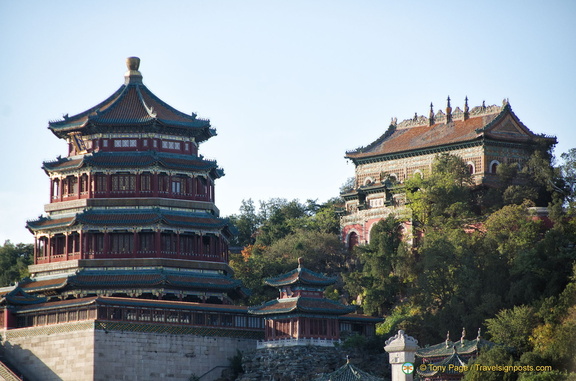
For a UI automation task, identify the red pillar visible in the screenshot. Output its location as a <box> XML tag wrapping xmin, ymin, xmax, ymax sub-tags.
<box><xmin>79</xmin><ymin>230</ymin><xmax>84</xmax><ymax>259</ymax></box>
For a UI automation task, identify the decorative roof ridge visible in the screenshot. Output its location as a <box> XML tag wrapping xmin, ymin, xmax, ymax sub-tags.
<box><xmin>135</xmin><ymin>84</ymin><xmax>158</xmax><ymax>118</ymax></box>
<box><xmin>346</xmin><ymin>99</ymin><xmax>508</xmax><ymax>156</ymax></box>
<box><xmin>49</xmin><ymin>85</ymin><xmax>126</xmax><ymax>127</ymax></box>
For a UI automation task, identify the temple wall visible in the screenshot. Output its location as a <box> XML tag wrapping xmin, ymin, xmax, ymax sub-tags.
<box><xmin>1</xmin><ymin>321</ymin><xmax>258</xmax><ymax>381</ymax></box>
<box><xmin>1</xmin><ymin>321</ymin><xmax>95</xmax><ymax>381</ymax></box>
<box><xmin>93</xmin><ymin>327</ymin><xmax>256</xmax><ymax>381</ymax></box>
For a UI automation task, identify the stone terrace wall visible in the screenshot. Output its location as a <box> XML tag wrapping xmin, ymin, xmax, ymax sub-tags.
<box><xmin>93</xmin><ymin>322</ymin><xmax>256</xmax><ymax>381</ymax></box>
<box><xmin>2</xmin><ymin>321</ymin><xmax>258</xmax><ymax>381</ymax></box>
<box><xmin>1</xmin><ymin>321</ymin><xmax>95</xmax><ymax>381</ymax></box>
<box><xmin>237</xmin><ymin>346</ymin><xmax>390</xmax><ymax>381</ymax></box>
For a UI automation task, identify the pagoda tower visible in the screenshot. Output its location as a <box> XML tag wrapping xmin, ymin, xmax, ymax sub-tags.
<box><xmin>249</xmin><ymin>260</ymin><xmax>380</xmax><ymax>348</ymax></box>
<box><xmin>24</xmin><ymin>57</ymin><xmax>242</xmax><ymax>304</ymax></box>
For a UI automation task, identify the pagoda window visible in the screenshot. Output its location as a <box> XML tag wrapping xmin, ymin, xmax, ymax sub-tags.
<box><xmin>194</xmin><ymin>313</ymin><xmax>205</xmax><ymax>325</ymax></box>
<box><xmin>221</xmin><ymin>314</ymin><xmax>233</xmax><ymax>327</ymax></box>
<box><xmin>139</xmin><ymin>309</ymin><xmax>151</xmax><ymax>322</ymax></box>
<box><xmin>161</xmin><ymin>232</ymin><xmax>177</xmax><ymax>253</ymax></box>
<box><xmin>162</xmin><ymin>140</ymin><xmax>181</xmax><ymax>150</ymax></box>
<box><xmin>152</xmin><ymin>310</ymin><xmax>165</xmax><ymax>322</ymax></box>
<box><xmin>179</xmin><ymin>234</ymin><xmax>194</xmax><ymax>255</ymax></box>
<box><xmin>113</xmin><ymin>139</ymin><xmax>137</xmax><ymax>148</ymax></box>
<box><xmin>110</xmin><ymin>233</ymin><xmax>133</xmax><ymax>254</ymax></box>
<box><xmin>69</xmin><ymin>176</ymin><xmax>78</xmax><ymax>196</ymax></box>
<box><xmin>235</xmin><ymin>315</ymin><xmax>247</xmax><ymax>327</ymax></box>
<box><xmin>79</xmin><ymin>174</ymin><xmax>89</xmax><ymax>194</ymax></box>
<box><xmin>95</xmin><ymin>174</ymin><xmax>108</xmax><ymax>194</ymax></box>
<box><xmin>140</xmin><ymin>174</ymin><xmax>152</xmax><ymax>192</ymax></box>
<box><xmin>103</xmin><ymin>139</ymin><xmax>108</xmax><ymax>148</ymax></box>
<box><xmin>171</xmin><ymin>179</ymin><xmax>182</xmax><ymax>194</ymax></box>
<box><xmin>202</xmin><ymin>236</ymin><xmax>211</xmax><ymax>254</ymax></box>
<box><xmin>158</xmin><ymin>174</ymin><xmax>170</xmax><ymax>194</ymax></box>
<box><xmin>139</xmin><ymin>233</ymin><xmax>155</xmax><ymax>253</ymax></box>
<box><xmin>111</xmin><ymin>174</ymin><xmax>136</xmax><ymax>192</ymax></box>
<box><xmin>207</xmin><ymin>314</ymin><xmax>219</xmax><ymax>326</ymax></box>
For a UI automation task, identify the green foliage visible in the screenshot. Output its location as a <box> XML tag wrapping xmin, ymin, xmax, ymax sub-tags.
<box><xmin>343</xmin><ymin>216</ymin><xmax>410</xmax><ymax>315</ymax></box>
<box><xmin>463</xmin><ymin>346</ymin><xmax>517</xmax><ymax>381</ymax></box>
<box><xmin>0</xmin><ymin>240</ymin><xmax>33</xmax><ymax>287</ymax></box>
<box><xmin>486</xmin><ymin>305</ymin><xmax>538</xmax><ymax>354</ymax></box>
<box><xmin>405</xmin><ymin>153</ymin><xmax>473</xmax><ymax>227</ymax></box>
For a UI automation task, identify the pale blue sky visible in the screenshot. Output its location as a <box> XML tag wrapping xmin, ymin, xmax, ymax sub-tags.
<box><xmin>1</xmin><ymin>0</ymin><xmax>575</xmax><ymax>244</ymax></box>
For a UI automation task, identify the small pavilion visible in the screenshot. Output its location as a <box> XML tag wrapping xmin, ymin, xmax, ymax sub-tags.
<box><xmin>249</xmin><ymin>259</ymin><xmax>380</xmax><ymax>348</ymax></box>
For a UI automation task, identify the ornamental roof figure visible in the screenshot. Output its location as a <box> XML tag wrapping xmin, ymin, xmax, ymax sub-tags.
<box><xmin>345</xmin><ymin>98</ymin><xmax>556</xmax><ymax>163</ymax></box>
<box><xmin>48</xmin><ymin>57</ymin><xmax>215</xmax><ymax>142</ymax></box>
<box><xmin>264</xmin><ymin>265</ymin><xmax>338</xmax><ymax>288</ymax></box>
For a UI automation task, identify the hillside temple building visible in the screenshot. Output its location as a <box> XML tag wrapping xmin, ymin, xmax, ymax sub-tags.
<box><xmin>340</xmin><ymin>97</ymin><xmax>557</xmax><ymax>248</ymax></box>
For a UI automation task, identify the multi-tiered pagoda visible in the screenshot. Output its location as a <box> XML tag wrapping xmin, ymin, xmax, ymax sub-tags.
<box><xmin>23</xmin><ymin>57</ymin><xmax>242</xmax><ymax>304</ymax></box>
<box><xmin>249</xmin><ymin>260</ymin><xmax>381</xmax><ymax>348</ymax></box>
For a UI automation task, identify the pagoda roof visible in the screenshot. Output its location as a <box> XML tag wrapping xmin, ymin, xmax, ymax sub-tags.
<box><xmin>264</xmin><ymin>266</ymin><xmax>337</xmax><ymax>288</ymax></box>
<box><xmin>18</xmin><ymin>268</ymin><xmax>242</xmax><ymax>295</ymax></box>
<box><xmin>248</xmin><ymin>296</ymin><xmax>355</xmax><ymax>316</ymax></box>
<box><xmin>314</xmin><ymin>360</ymin><xmax>384</xmax><ymax>381</ymax></box>
<box><xmin>0</xmin><ymin>286</ymin><xmax>47</xmax><ymax>305</ymax></box>
<box><xmin>43</xmin><ymin>151</ymin><xmax>223</xmax><ymax>178</ymax></box>
<box><xmin>48</xmin><ymin>57</ymin><xmax>215</xmax><ymax>142</ymax></box>
<box><xmin>14</xmin><ymin>296</ymin><xmax>249</xmax><ymax>314</ymax></box>
<box><xmin>346</xmin><ymin>101</ymin><xmax>556</xmax><ymax>163</ymax></box>
<box><xmin>27</xmin><ymin>209</ymin><xmax>230</xmax><ymax>232</ymax></box>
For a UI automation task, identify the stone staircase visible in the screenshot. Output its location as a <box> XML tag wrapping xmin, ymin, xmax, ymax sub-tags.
<box><xmin>0</xmin><ymin>349</ymin><xmax>23</xmax><ymax>381</ymax></box>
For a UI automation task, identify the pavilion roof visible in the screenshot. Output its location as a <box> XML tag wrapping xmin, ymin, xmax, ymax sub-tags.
<box><xmin>43</xmin><ymin>151</ymin><xmax>223</xmax><ymax>178</ymax></box>
<box><xmin>346</xmin><ymin>101</ymin><xmax>556</xmax><ymax>163</ymax></box>
<box><xmin>26</xmin><ymin>209</ymin><xmax>230</xmax><ymax>232</ymax></box>
<box><xmin>417</xmin><ymin>350</ymin><xmax>468</xmax><ymax>378</ymax></box>
<box><xmin>248</xmin><ymin>296</ymin><xmax>355</xmax><ymax>316</ymax></box>
<box><xmin>48</xmin><ymin>57</ymin><xmax>214</xmax><ymax>142</ymax></box>
<box><xmin>314</xmin><ymin>360</ymin><xmax>384</xmax><ymax>381</ymax></box>
<box><xmin>264</xmin><ymin>266</ymin><xmax>337</xmax><ymax>288</ymax></box>
<box><xmin>416</xmin><ymin>337</ymin><xmax>494</xmax><ymax>358</ymax></box>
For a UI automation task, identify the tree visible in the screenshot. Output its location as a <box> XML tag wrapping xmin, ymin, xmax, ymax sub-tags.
<box><xmin>344</xmin><ymin>217</ymin><xmax>409</xmax><ymax>315</ymax></box>
<box><xmin>0</xmin><ymin>241</ymin><xmax>33</xmax><ymax>287</ymax></box>
<box><xmin>405</xmin><ymin>153</ymin><xmax>473</xmax><ymax>227</ymax></box>
<box><xmin>486</xmin><ymin>305</ymin><xmax>538</xmax><ymax>354</ymax></box>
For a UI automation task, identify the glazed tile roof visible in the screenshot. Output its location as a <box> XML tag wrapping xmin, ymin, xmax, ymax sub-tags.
<box><xmin>18</xmin><ymin>269</ymin><xmax>242</xmax><ymax>294</ymax></box>
<box><xmin>97</xmin><ymin>296</ymin><xmax>249</xmax><ymax>313</ymax></box>
<box><xmin>416</xmin><ymin>338</ymin><xmax>494</xmax><ymax>358</ymax></box>
<box><xmin>248</xmin><ymin>296</ymin><xmax>355</xmax><ymax>316</ymax></box>
<box><xmin>417</xmin><ymin>351</ymin><xmax>468</xmax><ymax>378</ymax></box>
<box><xmin>42</xmin><ymin>151</ymin><xmax>222</xmax><ymax>177</ymax></box>
<box><xmin>264</xmin><ymin>266</ymin><xmax>337</xmax><ymax>288</ymax></box>
<box><xmin>314</xmin><ymin>360</ymin><xmax>384</xmax><ymax>381</ymax></box>
<box><xmin>27</xmin><ymin>209</ymin><xmax>229</xmax><ymax>231</ymax></box>
<box><xmin>48</xmin><ymin>60</ymin><xmax>214</xmax><ymax>142</ymax></box>
<box><xmin>16</xmin><ymin>296</ymin><xmax>98</xmax><ymax>313</ymax></box>
<box><xmin>20</xmin><ymin>277</ymin><xmax>69</xmax><ymax>292</ymax></box>
<box><xmin>0</xmin><ymin>287</ymin><xmax>47</xmax><ymax>305</ymax></box>
<box><xmin>346</xmin><ymin>103</ymin><xmax>555</xmax><ymax>162</ymax></box>
<box><xmin>14</xmin><ymin>295</ymin><xmax>249</xmax><ymax>314</ymax></box>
